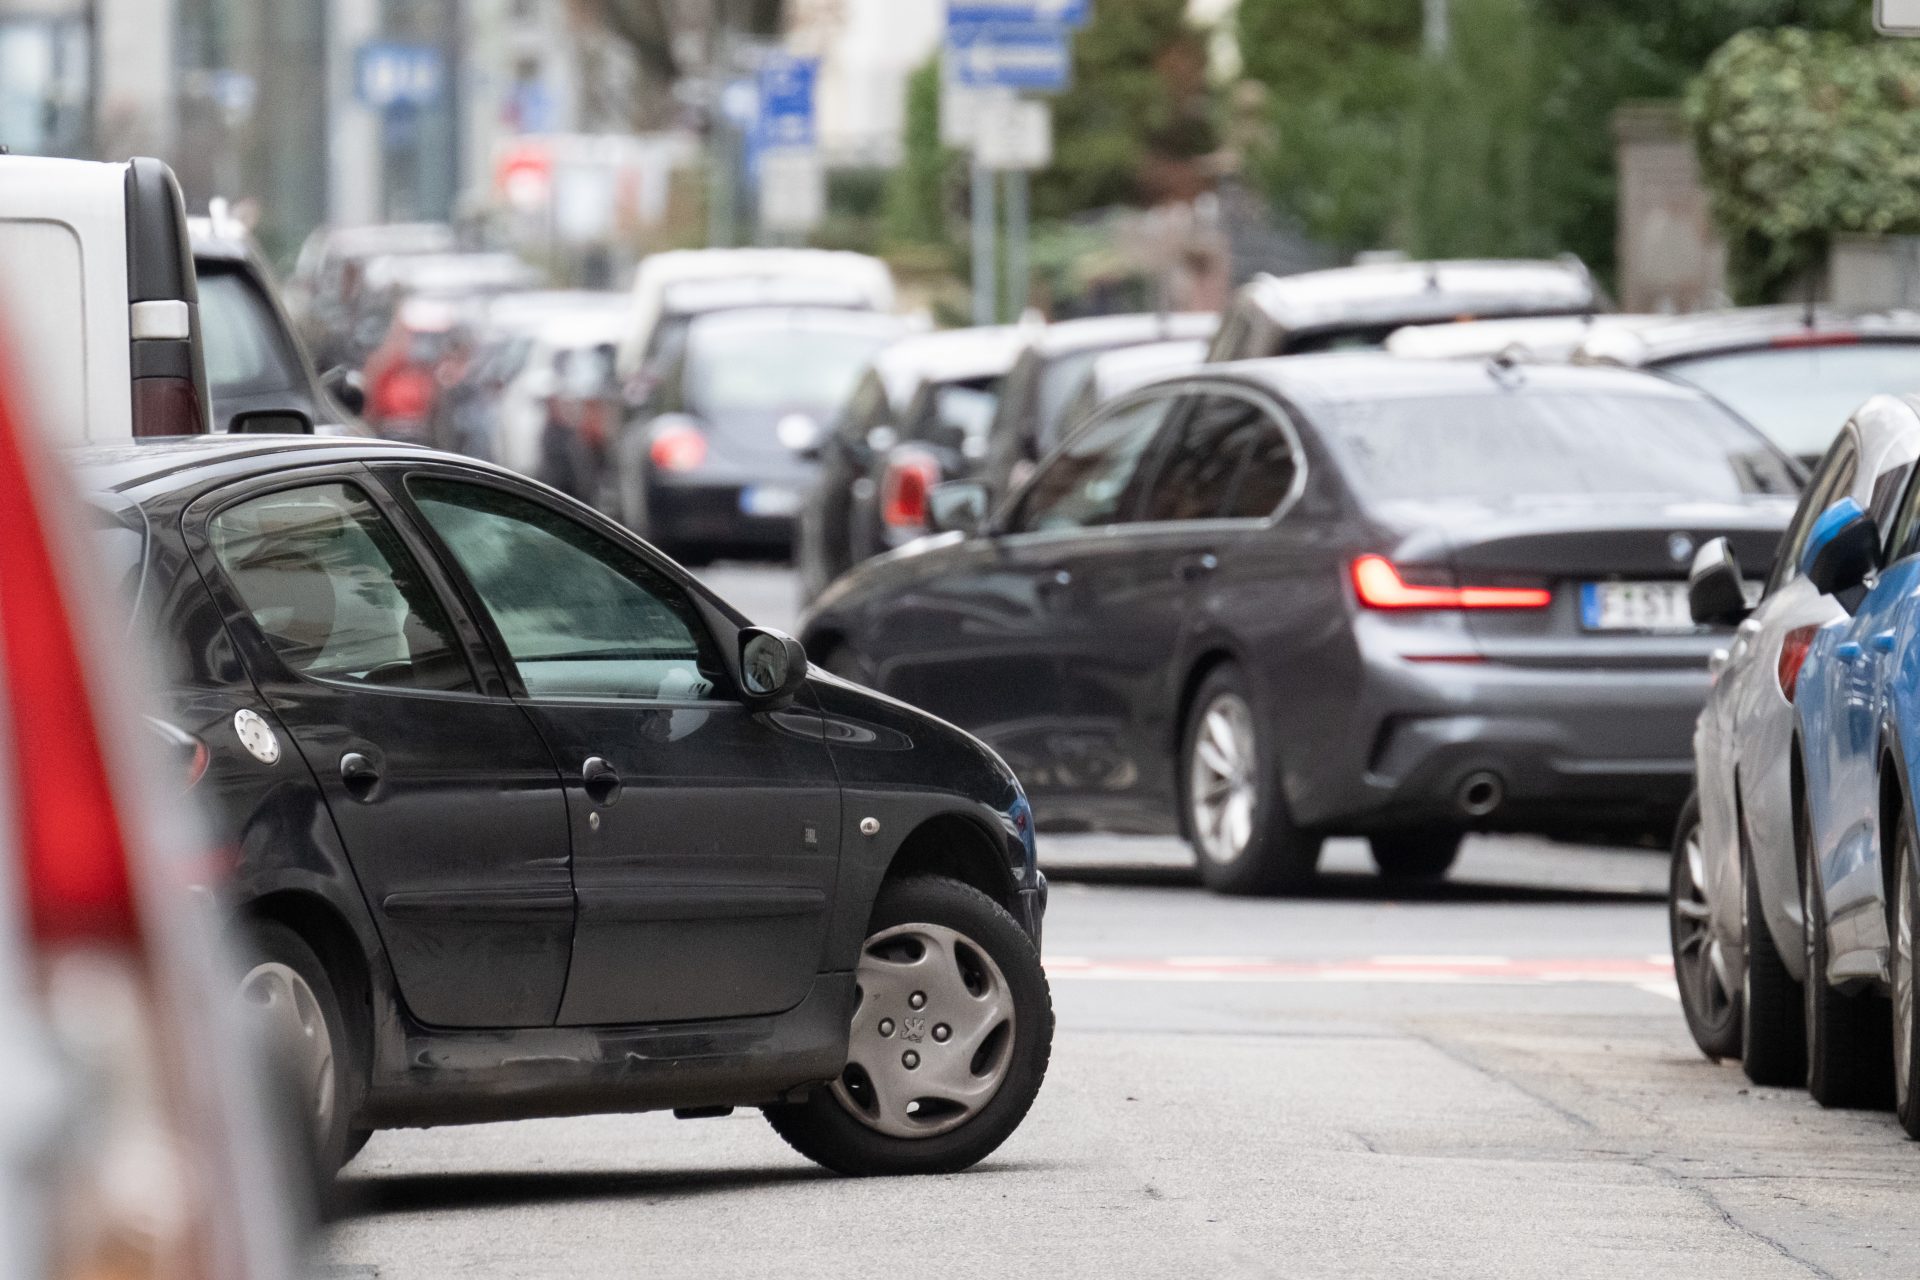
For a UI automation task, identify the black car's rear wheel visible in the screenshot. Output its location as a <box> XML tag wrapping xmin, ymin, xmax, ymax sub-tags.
<box><xmin>1801</xmin><ymin>823</ymin><xmax>1891</xmax><ymax>1109</ymax></box>
<box><xmin>1182</xmin><ymin>665</ymin><xmax>1321</xmax><ymax>896</ymax></box>
<box><xmin>764</xmin><ymin>876</ymin><xmax>1052</xmax><ymax>1176</ymax></box>
<box><xmin>239</xmin><ymin>921</ymin><xmax>363</xmax><ymax>1176</ymax></box>
<box><xmin>1669</xmin><ymin>793</ymin><xmax>1740</xmax><ymax>1061</ymax></box>
<box><xmin>1371</xmin><ymin>832</ymin><xmax>1463</xmax><ymax>882</ymax></box>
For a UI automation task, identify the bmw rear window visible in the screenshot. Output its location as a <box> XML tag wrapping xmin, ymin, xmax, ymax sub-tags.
<box><xmin>1329</xmin><ymin>392</ymin><xmax>1801</xmax><ymax>503</ymax></box>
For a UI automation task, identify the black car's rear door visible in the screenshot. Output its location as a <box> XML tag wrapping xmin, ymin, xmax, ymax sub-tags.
<box><xmin>187</xmin><ymin>467</ymin><xmax>575</xmax><ymax>1029</ymax></box>
<box><xmin>392</xmin><ymin>466</ymin><xmax>842</xmax><ymax>1027</ymax></box>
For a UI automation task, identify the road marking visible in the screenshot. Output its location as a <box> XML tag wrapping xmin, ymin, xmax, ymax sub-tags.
<box><xmin>1045</xmin><ymin>955</ymin><xmax>1675</xmax><ymax>990</ymax></box>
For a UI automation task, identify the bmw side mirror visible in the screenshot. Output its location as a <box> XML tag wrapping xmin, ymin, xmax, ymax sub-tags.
<box><xmin>739</xmin><ymin>627</ymin><xmax>809</xmax><ymax>706</ymax></box>
<box><xmin>928</xmin><ymin>480</ymin><xmax>990</xmax><ymax>538</ymax></box>
<box><xmin>1801</xmin><ymin>497</ymin><xmax>1880</xmax><ymax>599</ymax></box>
<box><xmin>321</xmin><ymin>365</ymin><xmax>365</xmax><ymax>417</ymax></box>
<box><xmin>1688</xmin><ymin>538</ymin><xmax>1749</xmax><ymax>627</ymax></box>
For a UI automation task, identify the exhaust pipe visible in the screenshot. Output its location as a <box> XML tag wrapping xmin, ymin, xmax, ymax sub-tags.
<box><xmin>1457</xmin><ymin>770</ymin><xmax>1505</xmax><ymax>819</ymax></box>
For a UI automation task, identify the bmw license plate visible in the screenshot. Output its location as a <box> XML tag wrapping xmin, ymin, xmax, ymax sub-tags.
<box><xmin>1580</xmin><ymin>581</ymin><xmax>1694</xmax><ymax>632</ymax></box>
<box><xmin>739</xmin><ymin>486</ymin><xmax>801</xmax><ymax>517</ymax></box>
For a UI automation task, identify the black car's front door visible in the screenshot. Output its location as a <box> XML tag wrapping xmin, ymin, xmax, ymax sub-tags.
<box><xmin>193</xmin><ymin>473</ymin><xmax>575</xmax><ymax>1029</ymax></box>
<box><xmin>398</xmin><ymin>470</ymin><xmax>842</xmax><ymax>1026</ymax></box>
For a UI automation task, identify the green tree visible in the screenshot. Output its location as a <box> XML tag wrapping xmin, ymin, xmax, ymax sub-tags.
<box><xmin>1034</xmin><ymin>0</ymin><xmax>1218</xmax><ymax>219</ymax></box>
<box><xmin>883</xmin><ymin>60</ymin><xmax>954</xmax><ymax>248</ymax></box>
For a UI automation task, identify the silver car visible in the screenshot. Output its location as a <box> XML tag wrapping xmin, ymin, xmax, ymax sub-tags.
<box><xmin>1677</xmin><ymin>395</ymin><xmax>1920</xmax><ymax>1081</ymax></box>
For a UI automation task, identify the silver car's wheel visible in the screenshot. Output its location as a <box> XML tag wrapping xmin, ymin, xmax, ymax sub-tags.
<box><xmin>1671</xmin><ymin>801</ymin><xmax>1739</xmax><ymax>1059</ymax></box>
<box><xmin>1189</xmin><ymin>692</ymin><xmax>1258</xmax><ymax>868</ymax></box>
<box><xmin>832</xmin><ymin>922</ymin><xmax>1017</xmax><ymax>1139</ymax></box>
<box><xmin>240</xmin><ymin>960</ymin><xmax>337</xmax><ymax>1141</ymax></box>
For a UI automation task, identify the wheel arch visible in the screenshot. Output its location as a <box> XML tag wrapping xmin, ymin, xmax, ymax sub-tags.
<box><xmin>240</xmin><ymin>889</ymin><xmax>376</xmax><ymax>1056</ymax></box>
<box><xmin>1881</xmin><ymin>725</ymin><xmax>1915</xmax><ymax>931</ymax></box>
<box><xmin>880</xmin><ymin>811</ymin><xmax>1020</xmax><ymax>916</ymax></box>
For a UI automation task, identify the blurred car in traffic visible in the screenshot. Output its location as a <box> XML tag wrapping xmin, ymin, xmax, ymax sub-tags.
<box><xmin>797</xmin><ymin>325</ymin><xmax>1030</xmax><ymax>601</ymax></box>
<box><xmin>1050</xmin><ymin>338</ymin><xmax>1211</xmax><ymax>444</ymax></box>
<box><xmin>191</xmin><ymin>211</ymin><xmax>365</xmax><ymax>436</ymax></box>
<box><xmin>0</xmin><ymin>316</ymin><xmax>305</xmax><ymax>1277</ymax></box>
<box><xmin>0</xmin><ymin>154</ymin><xmax>210</xmax><ymax>440</ymax></box>
<box><xmin>491</xmin><ymin>303</ymin><xmax>632</xmax><ymax>483</ymax></box>
<box><xmin>359</xmin><ymin>296</ymin><xmax>463</xmax><ymax>444</ymax></box>
<box><xmin>616</xmin><ymin>247</ymin><xmax>895</xmax><ymax>388</ymax></box>
<box><xmin>1385</xmin><ymin>313</ymin><xmax>1649</xmax><ymax>363</ymax></box>
<box><xmin>1577</xmin><ymin>308</ymin><xmax>1920</xmax><ymax>466</ymax></box>
<box><xmin>1786</xmin><ymin>452</ymin><xmax>1920</xmax><ymax>1133</ymax></box>
<box><xmin>1207</xmin><ymin>258</ymin><xmax>1605</xmax><ymax>363</ymax></box>
<box><xmin>342</xmin><ymin>250</ymin><xmax>540</xmax><ymax>372</ymax></box>
<box><xmin>287</xmin><ymin>222</ymin><xmax>457</xmax><ymax>371</ymax></box>
<box><xmin>69</xmin><ymin>432</ymin><xmax>1051</xmax><ymax>1177</ymax></box>
<box><xmin>979</xmin><ymin>313</ymin><xmax>1218</xmax><ymax>505</ymax></box>
<box><xmin>613</xmin><ymin>306</ymin><xmax>904</xmax><ymax>563</ymax></box>
<box><xmin>1676</xmin><ymin>396</ymin><xmax>1920</xmax><ymax>1088</ymax></box>
<box><xmin>803</xmin><ymin>356</ymin><xmax>1796</xmax><ymax>896</ymax></box>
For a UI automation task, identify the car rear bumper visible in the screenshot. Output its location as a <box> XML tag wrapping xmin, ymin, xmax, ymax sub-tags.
<box><xmin>1297</xmin><ymin>654</ymin><xmax>1708</xmax><ymax>837</ymax></box>
<box><xmin>648</xmin><ymin>479</ymin><xmax>799</xmax><ymax>553</ymax></box>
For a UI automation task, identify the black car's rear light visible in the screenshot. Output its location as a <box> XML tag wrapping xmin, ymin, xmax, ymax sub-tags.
<box><xmin>1351</xmin><ymin>555</ymin><xmax>1551</xmax><ymax>611</ymax></box>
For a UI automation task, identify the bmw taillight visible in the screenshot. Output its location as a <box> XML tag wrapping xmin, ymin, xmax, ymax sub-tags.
<box><xmin>881</xmin><ymin>453</ymin><xmax>941</xmax><ymax>531</ymax></box>
<box><xmin>1779</xmin><ymin>625</ymin><xmax>1820</xmax><ymax>700</ymax></box>
<box><xmin>650</xmin><ymin>421</ymin><xmax>709</xmax><ymax>473</ymax></box>
<box><xmin>1351</xmin><ymin>555</ymin><xmax>1552</xmax><ymax>611</ymax></box>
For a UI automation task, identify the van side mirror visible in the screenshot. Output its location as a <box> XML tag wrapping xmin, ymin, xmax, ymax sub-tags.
<box><xmin>928</xmin><ymin>480</ymin><xmax>990</xmax><ymax>537</ymax></box>
<box><xmin>321</xmin><ymin>365</ymin><xmax>365</xmax><ymax>417</ymax></box>
<box><xmin>739</xmin><ymin>628</ymin><xmax>809</xmax><ymax>706</ymax></box>
<box><xmin>1688</xmin><ymin>538</ymin><xmax>1749</xmax><ymax>627</ymax></box>
<box><xmin>1801</xmin><ymin>498</ymin><xmax>1880</xmax><ymax>598</ymax></box>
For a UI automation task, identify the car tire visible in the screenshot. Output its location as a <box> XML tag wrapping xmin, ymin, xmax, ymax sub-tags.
<box><xmin>763</xmin><ymin>876</ymin><xmax>1052</xmax><ymax>1176</ymax></box>
<box><xmin>1670</xmin><ymin>793</ymin><xmax>1741</xmax><ymax>1061</ymax></box>
<box><xmin>1739</xmin><ymin>832</ymin><xmax>1805</xmax><ymax>1087</ymax></box>
<box><xmin>1370</xmin><ymin>832</ymin><xmax>1463</xmax><ymax>881</ymax></box>
<box><xmin>1181</xmin><ymin>664</ymin><xmax>1322</xmax><ymax>896</ymax></box>
<box><xmin>1801</xmin><ymin>823</ymin><xmax>1892</xmax><ymax>1109</ymax></box>
<box><xmin>1892</xmin><ymin>816</ymin><xmax>1920</xmax><ymax>1138</ymax></box>
<box><xmin>239</xmin><ymin>921</ymin><xmax>363</xmax><ymax>1177</ymax></box>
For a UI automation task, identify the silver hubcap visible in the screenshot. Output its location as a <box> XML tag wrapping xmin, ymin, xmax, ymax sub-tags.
<box><xmin>833</xmin><ymin>923</ymin><xmax>1016</xmax><ymax>1139</ymax></box>
<box><xmin>239</xmin><ymin>962</ymin><xmax>335</xmax><ymax>1141</ymax></box>
<box><xmin>1189</xmin><ymin>693</ymin><xmax>1257</xmax><ymax>866</ymax></box>
<box><xmin>1673</xmin><ymin>823</ymin><xmax>1736</xmax><ymax>1027</ymax></box>
<box><xmin>1898</xmin><ymin>843</ymin><xmax>1915</xmax><ymax>1111</ymax></box>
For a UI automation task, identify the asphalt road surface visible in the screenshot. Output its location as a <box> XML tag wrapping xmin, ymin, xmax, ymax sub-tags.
<box><xmin>319</xmin><ymin>566</ymin><xmax>1920</xmax><ymax>1280</ymax></box>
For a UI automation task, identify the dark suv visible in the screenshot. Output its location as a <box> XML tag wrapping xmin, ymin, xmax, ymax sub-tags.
<box><xmin>86</xmin><ymin>435</ymin><xmax>1050</xmax><ymax>1177</ymax></box>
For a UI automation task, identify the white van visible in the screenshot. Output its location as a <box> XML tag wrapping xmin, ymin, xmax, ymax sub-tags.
<box><xmin>0</xmin><ymin>154</ymin><xmax>209</xmax><ymax>441</ymax></box>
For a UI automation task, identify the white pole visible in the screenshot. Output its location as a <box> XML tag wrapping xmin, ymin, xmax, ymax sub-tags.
<box><xmin>972</xmin><ymin>157</ymin><xmax>997</xmax><ymax>325</ymax></box>
<box><xmin>1424</xmin><ymin>0</ymin><xmax>1450</xmax><ymax>59</ymax></box>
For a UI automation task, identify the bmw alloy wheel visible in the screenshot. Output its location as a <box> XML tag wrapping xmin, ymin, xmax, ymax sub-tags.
<box><xmin>1673</xmin><ymin>816</ymin><xmax>1738</xmax><ymax>1045</ymax></box>
<box><xmin>1189</xmin><ymin>692</ymin><xmax>1259</xmax><ymax>867</ymax></box>
<box><xmin>833</xmin><ymin>922</ymin><xmax>1017</xmax><ymax>1139</ymax></box>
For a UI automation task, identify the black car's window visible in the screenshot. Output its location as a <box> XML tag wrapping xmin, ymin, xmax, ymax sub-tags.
<box><xmin>1330</xmin><ymin>392</ymin><xmax>1800</xmax><ymax>503</ymax></box>
<box><xmin>209</xmin><ymin>483</ymin><xmax>474</xmax><ymax>692</ymax></box>
<box><xmin>1141</xmin><ymin>394</ymin><xmax>1296</xmax><ymax>523</ymax></box>
<box><xmin>683</xmin><ymin>314</ymin><xmax>893</xmax><ymax>418</ymax></box>
<box><xmin>1013</xmin><ymin>396</ymin><xmax>1173</xmax><ymax>534</ymax></box>
<box><xmin>1769</xmin><ymin>432</ymin><xmax>1858</xmax><ymax>594</ymax></box>
<box><xmin>200</xmin><ymin>268</ymin><xmax>302</xmax><ymax>395</ymax></box>
<box><xmin>408</xmin><ymin>479</ymin><xmax>721</xmax><ymax>701</ymax></box>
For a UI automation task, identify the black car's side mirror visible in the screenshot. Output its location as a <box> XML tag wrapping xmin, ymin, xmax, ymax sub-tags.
<box><xmin>928</xmin><ymin>480</ymin><xmax>990</xmax><ymax>538</ymax></box>
<box><xmin>739</xmin><ymin>628</ymin><xmax>810</xmax><ymax>706</ymax></box>
<box><xmin>1801</xmin><ymin>497</ymin><xmax>1880</xmax><ymax>600</ymax></box>
<box><xmin>1688</xmin><ymin>538</ymin><xmax>1749</xmax><ymax>627</ymax></box>
<box><xmin>230</xmin><ymin>408</ymin><xmax>315</xmax><ymax>435</ymax></box>
<box><xmin>321</xmin><ymin>365</ymin><xmax>366</xmax><ymax>417</ymax></box>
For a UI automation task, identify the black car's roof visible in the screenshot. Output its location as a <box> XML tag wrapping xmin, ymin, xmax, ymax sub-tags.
<box><xmin>1202</xmin><ymin>352</ymin><xmax>1715</xmax><ymax>411</ymax></box>
<box><xmin>69</xmin><ymin>435</ymin><xmax>435</xmax><ymax>497</ymax></box>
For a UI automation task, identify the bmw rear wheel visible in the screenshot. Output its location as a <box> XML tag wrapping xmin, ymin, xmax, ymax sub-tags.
<box><xmin>764</xmin><ymin>876</ymin><xmax>1053</xmax><ymax>1176</ymax></box>
<box><xmin>1182</xmin><ymin>665</ymin><xmax>1322</xmax><ymax>896</ymax></box>
<box><xmin>1670</xmin><ymin>793</ymin><xmax>1741</xmax><ymax>1061</ymax></box>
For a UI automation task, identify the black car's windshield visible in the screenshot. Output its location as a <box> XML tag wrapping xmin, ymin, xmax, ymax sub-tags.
<box><xmin>1659</xmin><ymin>343</ymin><xmax>1920</xmax><ymax>459</ymax></box>
<box><xmin>685</xmin><ymin>315</ymin><xmax>895</xmax><ymax>416</ymax></box>
<box><xmin>199</xmin><ymin>268</ymin><xmax>303</xmax><ymax>394</ymax></box>
<box><xmin>1330</xmin><ymin>391</ymin><xmax>1800</xmax><ymax>503</ymax></box>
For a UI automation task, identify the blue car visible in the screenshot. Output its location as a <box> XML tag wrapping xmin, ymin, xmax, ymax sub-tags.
<box><xmin>1793</xmin><ymin>464</ymin><xmax>1920</xmax><ymax>1134</ymax></box>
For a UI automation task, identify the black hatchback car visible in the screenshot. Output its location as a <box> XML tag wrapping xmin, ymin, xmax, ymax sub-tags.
<box><xmin>82</xmin><ymin>436</ymin><xmax>1049</xmax><ymax>1177</ymax></box>
<box><xmin>800</xmin><ymin>357</ymin><xmax>1797</xmax><ymax>895</ymax></box>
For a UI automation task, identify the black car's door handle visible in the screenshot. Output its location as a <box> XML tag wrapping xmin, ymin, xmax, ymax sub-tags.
<box><xmin>340</xmin><ymin>752</ymin><xmax>381</xmax><ymax>802</ymax></box>
<box><xmin>582</xmin><ymin>756</ymin><xmax>624</xmax><ymax>807</ymax></box>
<box><xmin>1178</xmin><ymin>553</ymin><xmax>1220</xmax><ymax>582</ymax></box>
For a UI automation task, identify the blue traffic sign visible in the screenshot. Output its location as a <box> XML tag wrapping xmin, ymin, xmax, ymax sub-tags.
<box><xmin>756</xmin><ymin>54</ymin><xmax>819</xmax><ymax>149</ymax></box>
<box><xmin>949</xmin><ymin>0</ymin><xmax>1091</xmax><ymax>29</ymax></box>
<box><xmin>355</xmin><ymin>42</ymin><xmax>445</xmax><ymax>110</ymax></box>
<box><xmin>946</xmin><ymin>24</ymin><xmax>1073</xmax><ymax>92</ymax></box>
